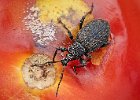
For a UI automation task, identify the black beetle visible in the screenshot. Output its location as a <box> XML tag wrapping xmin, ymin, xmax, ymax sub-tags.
<box><xmin>33</xmin><ymin>4</ymin><xmax>110</xmax><ymax>96</ymax></box>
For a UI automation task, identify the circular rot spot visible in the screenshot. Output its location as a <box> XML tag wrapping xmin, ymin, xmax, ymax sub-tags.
<box><xmin>22</xmin><ymin>54</ymin><xmax>56</xmax><ymax>89</ymax></box>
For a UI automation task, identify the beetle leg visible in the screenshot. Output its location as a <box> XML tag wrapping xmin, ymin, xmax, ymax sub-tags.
<box><xmin>31</xmin><ymin>47</ymin><xmax>67</xmax><ymax>73</ymax></box>
<box><xmin>58</xmin><ymin>18</ymin><xmax>73</xmax><ymax>40</ymax></box>
<box><xmin>32</xmin><ymin>47</ymin><xmax>67</xmax><ymax>67</ymax></box>
<box><xmin>56</xmin><ymin>67</ymin><xmax>65</xmax><ymax>97</ymax></box>
<box><xmin>73</xmin><ymin>58</ymin><xmax>87</xmax><ymax>74</ymax></box>
<box><xmin>53</xmin><ymin>47</ymin><xmax>68</xmax><ymax>62</ymax></box>
<box><xmin>79</xmin><ymin>57</ymin><xmax>87</xmax><ymax>64</ymax></box>
<box><xmin>73</xmin><ymin>65</ymin><xmax>85</xmax><ymax>75</ymax></box>
<box><xmin>79</xmin><ymin>3</ymin><xmax>93</xmax><ymax>29</ymax></box>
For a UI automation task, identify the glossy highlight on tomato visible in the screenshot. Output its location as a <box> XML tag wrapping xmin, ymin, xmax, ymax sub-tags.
<box><xmin>0</xmin><ymin>0</ymin><xmax>140</xmax><ymax>100</ymax></box>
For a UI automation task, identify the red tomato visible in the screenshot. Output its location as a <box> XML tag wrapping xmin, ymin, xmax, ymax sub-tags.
<box><xmin>0</xmin><ymin>0</ymin><xmax>140</xmax><ymax>100</ymax></box>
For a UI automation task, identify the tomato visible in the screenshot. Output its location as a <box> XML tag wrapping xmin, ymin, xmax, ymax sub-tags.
<box><xmin>0</xmin><ymin>0</ymin><xmax>140</xmax><ymax>100</ymax></box>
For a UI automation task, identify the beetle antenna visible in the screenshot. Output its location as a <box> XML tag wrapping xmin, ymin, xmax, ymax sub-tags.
<box><xmin>31</xmin><ymin>60</ymin><xmax>61</xmax><ymax>67</ymax></box>
<box><xmin>56</xmin><ymin>67</ymin><xmax>65</xmax><ymax>97</ymax></box>
<box><xmin>90</xmin><ymin>2</ymin><xmax>94</xmax><ymax>13</ymax></box>
<box><xmin>44</xmin><ymin>60</ymin><xmax>61</xmax><ymax>64</ymax></box>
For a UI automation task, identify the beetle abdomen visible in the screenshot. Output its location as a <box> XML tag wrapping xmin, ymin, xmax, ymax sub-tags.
<box><xmin>76</xmin><ymin>19</ymin><xmax>110</xmax><ymax>52</ymax></box>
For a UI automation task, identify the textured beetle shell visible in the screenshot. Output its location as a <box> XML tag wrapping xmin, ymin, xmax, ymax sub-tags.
<box><xmin>68</xmin><ymin>42</ymin><xmax>86</xmax><ymax>58</ymax></box>
<box><xmin>76</xmin><ymin>19</ymin><xmax>110</xmax><ymax>53</ymax></box>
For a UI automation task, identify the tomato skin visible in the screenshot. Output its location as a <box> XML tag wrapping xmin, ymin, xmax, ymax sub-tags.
<box><xmin>118</xmin><ymin>0</ymin><xmax>140</xmax><ymax>100</ymax></box>
<box><xmin>0</xmin><ymin>0</ymin><xmax>140</xmax><ymax>100</ymax></box>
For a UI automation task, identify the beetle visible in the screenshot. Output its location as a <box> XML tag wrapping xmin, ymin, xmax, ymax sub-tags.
<box><xmin>33</xmin><ymin>4</ymin><xmax>110</xmax><ymax>96</ymax></box>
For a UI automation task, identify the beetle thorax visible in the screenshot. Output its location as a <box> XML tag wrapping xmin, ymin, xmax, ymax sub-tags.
<box><xmin>61</xmin><ymin>42</ymin><xmax>86</xmax><ymax>66</ymax></box>
<box><xmin>68</xmin><ymin>42</ymin><xmax>86</xmax><ymax>58</ymax></box>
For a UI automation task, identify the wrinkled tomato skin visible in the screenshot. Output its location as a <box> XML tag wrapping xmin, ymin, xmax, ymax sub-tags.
<box><xmin>0</xmin><ymin>0</ymin><xmax>140</xmax><ymax>100</ymax></box>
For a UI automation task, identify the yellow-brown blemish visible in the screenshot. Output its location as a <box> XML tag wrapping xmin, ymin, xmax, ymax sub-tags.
<box><xmin>36</xmin><ymin>0</ymin><xmax>89</xmax><ymax>22</ymax></box>
<box><xmin>36</xmin><ymin>0</ymin><xmax>94</xmax><ymax>35</ymax></box>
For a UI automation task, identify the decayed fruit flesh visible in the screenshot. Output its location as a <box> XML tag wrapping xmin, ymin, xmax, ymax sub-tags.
<box><xmin>22</xmin><ymin>54</ymin><xmax>56</xmax><ymax>89</ymax></box>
